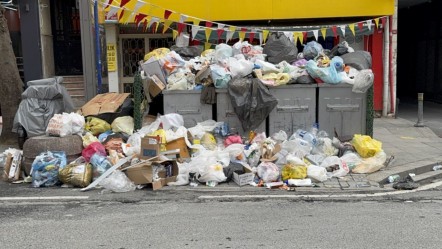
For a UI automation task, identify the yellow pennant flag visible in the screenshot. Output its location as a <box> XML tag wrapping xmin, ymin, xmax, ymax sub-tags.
<box><xmin>204</xmin><ymin>42</ymin><xmax>212</xmax><ymax>50</ymax></box>
<box><xmin>172</xmin><ymin>30</ymin><xmax>178</xmax><ymax>40</ymax></box>
<box><xmin>154</xmin><ymin>21</ymin><xmax>160</xmax><ymax>33</ymax></box>
<box><xmin>120</xmin><ymin>10</ymin><xmax>133</xmax><ymax>24</ymax></box>
<box><xmin>374</xmin><ymin>18</ymin><xmax>380</xmax><ymax>28</ymax></box>
<box><xmin>205</xmin><ymin>27</ymin><xmax>212</xmax><ymax>42</ymax></box>
<box><xmin>293</xmin><ymin>32</ymin><xmax>301</xmax><ymax>44</ymax></box>
<box><xmin>349</xmin><ymin>23</ymin><xmax>356</xmax><ymax>36</ymax></box>
<box><xmin>193</xmin><ymin>19</ymin><xmax>201</xmax><ymax>26</ymax></box>
<box><xmin>320</xmin><ymin>28</ymin><xmax>327</xmax><ymax>38</ymax></box>
<box><xmin>263</xmin><ymin>30</ymin><xmax>270</xmax><ymax>43</ymax></box>
<box><xmin>162</xmin><ymin>20</ymin><xmax>173</xmax><ymax>33</ymax></box>
<box><xmin>239</xmin><ymin>29</ymin><xmax>246</xmax><ymax>41</ymax></box>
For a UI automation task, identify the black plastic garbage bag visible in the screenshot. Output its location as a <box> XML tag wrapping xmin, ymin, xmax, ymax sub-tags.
<box><xmin>223</xmin><ymin>162</ymin><xmax>245</xmax><ymax>182</ymax></box>
<box><xmin>341</xmin><ymin>51</ymin><xmax>372</xmax><ymax>70</ymax></box>
<box><xmin>228</xmin><ymin>77</ymin><xmax>278</xmax><ymax>132</ymax></box>
<box><xmin>393</xmin><ymin>175</ymin><xmax>420</xmax><ymax>190</ymax></box>
<box><xmin>263</xmin><ymin>32</ymin><xmax>298</xmax><ymax>64</ymax></box>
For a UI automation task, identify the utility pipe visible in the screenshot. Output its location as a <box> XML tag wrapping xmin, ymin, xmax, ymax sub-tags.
<box><xmin>94</xmin><ymin>0</ymin><xmax>102</xmax><ymax>94</ymax></box>
<box><xmin>389</xmin><ymin>0</ymin><xmax>398</xmax><ymax>116</ymax></box>
<box><xmin>383</xmin><ymin>17</ymin><xmax>390</xmax><ymax>117</ymax></box>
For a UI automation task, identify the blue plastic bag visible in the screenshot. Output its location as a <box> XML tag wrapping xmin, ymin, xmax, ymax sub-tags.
<box><xmin>31</xmin><ymin>151</ymin><xmax>67</xmax><ymax>187</ymax></box>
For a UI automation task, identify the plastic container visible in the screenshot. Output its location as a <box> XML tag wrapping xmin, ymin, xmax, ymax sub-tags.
<box><xmin>433</xmin><ymin>165</ymin><xmax>442</xmax><ymax>171</ymax></box>
<box><xmin>387</xmin><ymin>174</ymin><xmax>400</xmax><ymax>183</ymax></box>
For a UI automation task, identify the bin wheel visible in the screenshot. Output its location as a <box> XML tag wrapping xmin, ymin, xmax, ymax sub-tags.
<box><xmin>17</xmin><ymin>126</ymin><xmax>27</xmax><ymax>150</ymax></box>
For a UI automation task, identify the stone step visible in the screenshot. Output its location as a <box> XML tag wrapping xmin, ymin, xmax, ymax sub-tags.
<box><xmin>66</xmin><ymin>88</ymin><xmax>86</xmax><ymax>96</ymax></box>
<box><xmin>61</xmin><ymin>81</ymin><xmax>85</xmax><ymax>89</ymax></box>
<box><xmin>411</xmin><ymin>170</ymin><xmax>442</xmax><ymax>185</ymax></box>
<box><xmin>71</xmin><ymin>95</ymin><xmax>86</xmax><ymax>109</ymax></box>
<box><xmin>61</xmin><ymin>76</ymin><xmax>84</xmax><ymax>82</ymax></box>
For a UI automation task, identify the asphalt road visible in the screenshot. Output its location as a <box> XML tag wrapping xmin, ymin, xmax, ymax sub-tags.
<box><xmin>1</xmin><ymin>198</ymin><xmax>442</xmax><ymax>249</ymax></box>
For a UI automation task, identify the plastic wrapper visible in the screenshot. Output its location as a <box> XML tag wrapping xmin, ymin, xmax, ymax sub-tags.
<box><xmin>214</xmin><ymin>43</ymin><xmax>233</xmax><ymax>64</ymax></box>
<box><xmin>197</xmin><ymin>163</ymin><xmax>227</xmax><ymax>183</ymax></box>
<box><xmin>99</xmin><ymin>170</ymin><xmax>136</xmax><ymax>193</ymax></box>
<box><xmin>144</xmin><ymin>48</ymin><xmax>170</xmax><ymax>61</ymax></box>
<box><xmin>85</xmin><ymin>117</ymin><xmax>111</xmax><ymax>136</ymax></box>
<box><xmin>82</xmin><ymin>142</ymin><xmax>106</xmax><ymax>162</ymax></box>
<box><xmin>58</xmin><ymin>156</ymin><xmax>92</xmax><ymax>188</ymax></box>
<box><xmin>352</xmin><ymin>69</ymin><xmax>374</xmax><ymax>93</ymax></box>
<box><xmin>281</xmin><ymin>163</ymin><xmax>307</xmax><ymax>180</ymax></box>
<box><xmin>320</xmin><ymin>156</ymin><xmax>349</xmax><ymax>178</ymax></box>
<box><xmin>111</xmin><ymin>116</ymin><xmax>134</xmax><ymax>135</ymax></box>
<box><xmin>228</xmin><ymin>78</ymin><xmax>277</xmax><ymax>132</ymax></box>
<box><xmin>82</xmin><ymin>132</ymin><xmax>100</xmax><ymax>147</ymax></box>
<box><xmin>306</xmin><ymin>56</ymin><xmax>344</xmax><ymax>84</ymax></box>
<box><xmin>31</xmin><ymin>151</ymin><xmax>67</xmax><ymax>187</ymax></box>
<box><xmin>307</xmin><ymin>165</ymin><xmax>328</xmax><ymax>182</ymax></box>
<box><xmin>303</xmin><ymin>41</ymin><xmax>324</xmax><ymax>60</ymax></box>
<box><xmin>340</xmin><ymin>51</ymin><xmax>372</xmax><ymax>70</ymax></box>
<box><xmin>210</xmin><ymin>64</ymin><xmax>231</xmax><ymax>89</ymax></box>
<box><xmin>352</xmin><ymin>151</ymin><xmax>387</xmax><ymax>174</ymax></box>
<box><xmin>228</xmin><ymin>57</ymin><xmax>254</xmax><ymax>78</ymax></box>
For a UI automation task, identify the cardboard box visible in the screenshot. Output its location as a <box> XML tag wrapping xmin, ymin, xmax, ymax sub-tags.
<box><xmin>144</xmin><ymin>74</ymin><xmax>166</xmax><ymax>98</ymax></box>
<box><xmin>160</xmin><ymin>149</ymin><xmax>181</xmax><ymax>160</ymax></box>
<box><xmin>80</xmin><ymin>93</ymin><xmax>130</xmax><ymax>116</ymax></box>
<box><xmin>3</xmin><ymin>151</ymin><xmax>22</xmax><ymax>182</ymax></box>
<box><xmin>140</xmin><ymin>136</ymin><xmax>161</xmax><ymax>160</ymax></box>
<box><xmin>2</xmin><ymin>153</ymin><xmax>13</xmax><ymax>181</ymax></box>
<box><xmin>166</xmin><ymin>137</ymin><xmax>190</xmax><ymax>158</ymax></box>
<box><xmin>233</xmin><ymin>166</ymin><xmax>254</xmax><ymax>186</ymax></box>
<box><xmin>124</xmin><ymin>159</ymin><xmax>178</xmax><ymax>190</ymax></box>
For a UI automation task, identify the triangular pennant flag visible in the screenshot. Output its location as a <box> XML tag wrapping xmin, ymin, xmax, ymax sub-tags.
<box><xmin>177</xmin><ymin>23</ymin><xmax>186</xmax><ymax>34</ymax></box>
<box><xmin>106</xmin><ymin>5</ymin><xmax>119</xmax><ymax>20</ymax></box>
<box><xmin>193</xmin><ymin>19</ymin><xmax>200</xmax><ymax>26</ymax></box>
<box><xmin>320</xmin><ymin>28</ymin><xmax>327</xmax><ymax>38</ymax></box>
<box><xmin>121</xmin><ymin>10</ymin><xmax>135</xmax><ymax>24</ymax></box>
<box><xmin>193</xmin><ymin>40</ymin><xmax>200</xmax><ymax>46</ymax></box>
<box><xmin>302</xmin><ymin>32</ymin><xmax>308</xmax><ymax>43</ymax></box>
<box><xmin>152</xmin><ymin>22</ymin><xmax>158</xmax><ymax>33</ymax></box>
<box><xmin>148</xmin><ymin>17</ymin><xmax>159</xmax><ymax>29</ymax></box>
<box><xmin>249</xmin><ymin>31</ymin><xmax>255</xmax><ymax>42</ymax></box>
<box><xmin>349</xmin><ymin>24</ymin><xmax>356</xmax><ymax>36</ymax></box>
<box><xmin>135</xmin><ymin>14</ymin><xmax>147</xmax><ymax>27</ymax></box>
<box><xmin>312</xmin><ymin>30</ymin><xmax>319</xmax><ymax>41</ymax></box>
<box><xmin>358</xmin><ymin>22</ymin><xmax>364</xmax><ymax>32</ymax></box>
<box><xmin>331</xmin><ymin>26</ymin><xmax>338</xmax><ymax>38</ymax></box>
<box><xmin>143</xmin><ymin>19</ymin><xmax>148</xmax><ymax>32</ymax></box>
<box><xmin>374</xmin><ymin>18</ymin><xmax>380</xmax><ymax>28</ymax></box>
<box><xmin>339</xmin><ymin>25</ymin><xmax>346</xmax><ymax>37</ymax></box>
<box><xmin>205</xmin><ymin>21</ymin><xmax>213</xmax><ymax>28</ymax></box>
<box><xmin>381</xmin><ymin>17</ymin><xmax>387</xmax><ymax>29</ymax></box>
<box><xmin>179</xmin><ymin>14</ymin><xmax>188</xmax><ymax>23</ymax></box>
<box><xmin>217</xmin><ymin>24</ymin><xmax>225</xmax><ymax>39</ymax></box>
<box><xmin>239</xmin><ymin>28</ymin><xmax>247</xmax><ymax>41</ymax></box>
<box><xmin>204</xmin><ymin>42</ymin><xmax>211</xmax><ymax>50</ymax></box>
<box><xmin>132</xmin><ymin>0</ymin><xmax>144</xmax><ymax>14</ymax></box>
<box><xmin>103</xmin><ymin>0</ymin><xmax>113</xmax><ymax>9</ymax></box>
<box><xmin>172</xmin><ymin>30</ymin><xmax>178</xmax><ymax>40</ymax></box>
<box><xmin>263</xmin><ymin>30</ymin><xmax>269</xmax><ymax>43</ymax></box>
<box><xmin>162</xmin><ymin>20</ymin><xmax>173</xmax><ymax>34</ymax></box>
<box><xmin>259</xmin><ymin>33</ymin><xmax>263</xmax><ymax>45</ymax></box>
<box><xmin>293</xmin><ymin>32</ymin><xmax>302</xmax><ymax>44</ymax></box>
<box><xmin>192</xmin><ymin>25</ymin><xmax>200</xmax><ymax>39</ymax></box>
<box><xmin>118</xmin><ymin>9</ymin><xmax>125</xmax><ymax>21</ymax></box>
<box><xmin>164</xmin><ymin>10</ymin><xmax>172</xmax><ymax>19</ymax></box>
<box><xmin>367</xmin><ymin>20</ymin><xmax>373</xmax><ymax>31</ymax></box>
<box><xmin>205</xmin><ymin>27</ymin><xmax>213</xmax><ymax>42</ymax></box>
<box><xmin>226</xmin><ymin>26</ymin><xmax>236</xmax><ymax>42</ymax></box>
<box><xmin>120</xmin><ymin>0</ymin><xmax>130</xmax><ymax>7</ymax></box>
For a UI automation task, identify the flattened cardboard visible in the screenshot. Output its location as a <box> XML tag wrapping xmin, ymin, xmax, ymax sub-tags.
<box><xmin>124</xmin><ymin>159</ymin><xmax>178</xmax><ymax>190</ymax></box>
<box><xmin>148</xmin><ymin>75</ymin><xmax>166</xmax><ymax>98</ymax></box>
<box><xmin>80</xmin><ymin>93</ymin><xmax>130</xmax><ymax>117</ymax></box>
<box><xmin>2</xmin><ymin>152</ymin><xmax>22</xmax><ymax>182</ymax></box>
<box><xmin>140</xmin><ymin>136</ymin><xmax>161</xmax><ymax>160</ymax></box>
<box><xmin>233</xmin><ymin>166</ymin><xmax>254</xmax><ymax>186</ymax></box>
<box><xmin>141</xmin><ymin>60</ymin><xmax>167</xmax><ymax>84</ymax></box>
<box><xmin>2</xmin><ymin>153</ymin><xmax>13</xmax><ymax>182</ymax></box>
<box><xmin>166</xmin><ymin>137</ymin><xmax>190</xmax><ymax>158</ymax></box>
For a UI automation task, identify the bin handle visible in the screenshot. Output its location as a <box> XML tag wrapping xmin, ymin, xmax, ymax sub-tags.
<box><xmin>276</xmin><ymin>105</ymin><xmax>308</xmax><ymax>113</ymax></box>
<box><xmin>177</xmin><ymin>109</ymin><xmax>200</xmax><ymax>114</ymax></box>
<box><xmin>326</xmin><ymin>104</ymin><xmax>360</xmax><ymax>112</ymax></box>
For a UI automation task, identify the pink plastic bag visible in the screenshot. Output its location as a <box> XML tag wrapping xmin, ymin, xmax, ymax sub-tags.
<box><xmin>82</xmin><ymin>142</ymin><xmax>106</xmax><ymax>162</ymax></box>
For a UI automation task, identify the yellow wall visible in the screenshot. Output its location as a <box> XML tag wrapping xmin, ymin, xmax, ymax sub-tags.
<box><xmin>130</xmin><ymin>0</ymin><xmax>394</xmax><ymax>22</ymax></box>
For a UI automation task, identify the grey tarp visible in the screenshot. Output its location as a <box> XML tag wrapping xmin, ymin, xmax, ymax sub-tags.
<box><xmin>12</xmin><ymin>77</ymin><xmax>75</xmax><ymax>137</ymax></box>
<box><xmin>228</xmin><ymin>77</ymin><xmax>277</xmax><ymax>132</ymax></box>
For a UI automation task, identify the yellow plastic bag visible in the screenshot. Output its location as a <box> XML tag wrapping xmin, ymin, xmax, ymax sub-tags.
<box><xmin>59</xmin><ymin>157</ymin><xmax>92</xmax><ymax>188</ymax></box>
<box><xmin>81</xmin><ymin>132</ymin><xmax>100</xmax><ymax>147</ymax></box>
<box><xmin>144</xmin><ymin>48</ymin><xmax>170</xmax><ymax>61</ymax></box>
<box><xmin>351</xmin><ymin>134</ymin><xmax>382</xmax><ymax>158</ymax></box>
<box><xmin>85</xmin><ymin>117</ymin><xmax>111</xmax><ymax>136</ymax></box>
<box><xmin>111</xmin><ymin>116</ymin><xmax>134</xmax><ymax>135</ymax></box>
<box><xmin>281</xmin><ymin>163</ymin><xmax>307</xmax><ymax>180</ymax></box>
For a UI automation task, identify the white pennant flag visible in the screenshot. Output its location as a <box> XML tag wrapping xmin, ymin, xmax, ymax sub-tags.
<box><xmin>340</xmin><ymin>25</ymin><xmax>346</xmax><ymax>37</ymax></box>
<box><xmin>226</xmin><ymin>30</ymin><xmax>235</xmax><ymax>42</ymax></box>
<box><xmin>148</xmin><ymin>17</ymin><xmax>160</xmax><ymax>29</ymax></box>
<box><xmin>192</xmin><ymin>25</ymin><xmax>200</xmax><ymax>39</ymax></box>
<box><xmin>179</xmin><ymin>14</ymin><xmax>188</xmax><ymax>23</ymax></box>
<box><xmin>367</xmin><ymin>20</ymin><xmax>373</xmax><ymax>31</ymax></box>
<box><xmin>284</xmin><ymin>32</ymin><xmax>294</xmax><ymax>42</ymax></box>
<box><xmin>133</xmin><ymin>0</ymin><xmax>144</xmax><ymax>14</ymax></box>
<box><xmin>312</xmin><ymin>30</ymin><xmax>319</xmax><ymax>41</ymax></box>
<box><xmin>217</xmin><ymin>23</ymin><xmax>225</xmax><ymax>30</ymax></box>
<box><xmin>106</xmin><ymin>5</ymin><xmax>119</xmax><ymax>20</ymax></box>
<box><xmin>259</xmin><ymin>33</ymin><xmax>263</xmax><ymax>45</ymax></box>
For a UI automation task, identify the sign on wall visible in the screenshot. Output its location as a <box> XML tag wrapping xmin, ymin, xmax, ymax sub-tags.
<box><xmin>107</xmin><ymin>43</ymin><xmax>116</xmax><ymax>72</ymax></box>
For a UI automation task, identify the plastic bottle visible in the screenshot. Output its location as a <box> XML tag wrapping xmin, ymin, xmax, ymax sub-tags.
<box><xmin>387</xmin><ymin>174</ymin><xmax>400</xmax><ymax>183</ymax></box>
<box><xmin>294</xmin><ymin>129</ymin><xmax>317</xmax><ymax>147</ymax></box>
<box><xmin>433</xmin><ymin>165</ymin><xmax>442</xmax><ymax>171</ymax></box>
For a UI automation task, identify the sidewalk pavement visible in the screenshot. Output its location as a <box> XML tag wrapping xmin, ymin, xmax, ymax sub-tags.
<box><xmin>1</xmin><ymin>113</ymin><xmax>442</xmax><ymax>195</ymax></box>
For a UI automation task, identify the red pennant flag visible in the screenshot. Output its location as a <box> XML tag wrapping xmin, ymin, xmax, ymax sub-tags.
<box><xmin>177</xmin><ymin>23</ymin><xmax>186</xmax><ymax>34</ymax></box>
<box><xmin>381</xmin><ymin>17</ymin><xmax>387</xmax><ymax>28</ymax></box>
<box><xmin>217</xmin><ymin>29</ymin><xmax>224</xmax><ymax>39</ymax></box>
<box><xmin>302</xmin><ymin>32</ymin><xmax>308</xmax><ymax>42</ymax></box>
<box><xmin>143</xmin><ymin>19</ymin><xmax>148</xmax><ymax>32</ymax></box>
<box><xmin>120</xmin><ymin>0</ymin><xmax>130</xmax><ymax>7</ymax></box>
<box><xmin>134</xmin><ymin>14</ymin><xmax>147</xmax><ymax>27</ymax></box>
<box><xmin>331</xmin><ymin>26</ymin><xmax>338</xmax><ymax>37</ymax></box>
<box><xmin>118</xmin><ymin>10</ymin><xmax>125</xmax><ymax>21</ymax></box>
<box><xmin>249</xmin><ymin>32</ymin><xmax>255</xmax><ymax>42</ymax></box>
<box><xmin>357</xmin><ymin>22</ymin><xmax>364</xmax><ymax>32</ymax></box>
<box><xmin>205</xmin><ymin>21</ymin><xmax>213</xmax><ymax>28</ymax></box>
<box><xmin>193</xmin><ymin>40</ymin><xmax>200</xmax><ymax>46</ymax></box>
<box><xmin>164</xmin><ymin>10</ymin><xmax>172</xmax><ymax>19</ymax></box>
